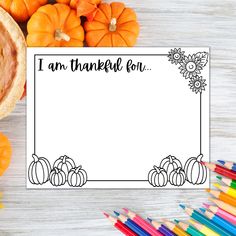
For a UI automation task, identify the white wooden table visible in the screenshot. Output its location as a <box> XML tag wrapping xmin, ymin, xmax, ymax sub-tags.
<box><xmin>1</xmin><ymin>0</ymin><xmax>236</xmax><ymax>235</ymax></box>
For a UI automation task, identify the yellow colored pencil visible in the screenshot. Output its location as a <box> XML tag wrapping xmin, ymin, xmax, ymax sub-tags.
<box><xmin>0</xmin><ymin>202</ymin><xmax>4</xmax><ymax>209</ymax></box>
<box><xmin>209</xmin><ymin>197</ymin><xmax>236</xmax><ymax>216</ymax></box>
<box><xmin>163</xmin><ymin>220</ymin><xmax>190</xmax><ymax>236</ymax></box>
<box><xmin>214</xmin><ymin>183</ymin><xmax>236</xmax><ymax>199</ymax></box>
<box><xmin>189</xmin><ymin>219</ymin><xmax>220</xmax><ymax>236</ymax></box>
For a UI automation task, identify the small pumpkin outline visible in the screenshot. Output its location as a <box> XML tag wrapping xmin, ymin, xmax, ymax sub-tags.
<box><xmin>67</xmin><ymin>165</ymin><xmax>88</xmax><ymax>187</ymax></box>
<box><xmin>49</xmin><ymin>167</ymin><xmax>67</xmax><ymax>187</ymax></box>
<box><xmin>148</xmin><ymin>165</ymin><xmax>168</xmax><ymax>187</ymax></box>
<box><xmin>169</xmin><ymin>167</ymin><xmax>186</xmax><ymax>187</ymax></box>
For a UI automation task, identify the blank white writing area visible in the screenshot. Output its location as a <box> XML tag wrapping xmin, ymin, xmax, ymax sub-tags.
<box><xmin>27</xmin><ymin>48</ymin><xmax>209</xmax><ymax>188</ymax></box>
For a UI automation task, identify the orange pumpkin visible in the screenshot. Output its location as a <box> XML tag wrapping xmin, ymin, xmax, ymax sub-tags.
<box><xmin>84</xmin><ymin>2</ymin><xmax>139</xmax><ymax>47</ymax></box>
<box><xmin>27</xmin><ymin>4</ymin><xmax>84</xmax><ymax>47</ymax></box>
<box><xmin>0</xmin><ymin>0</ymin><xmax>48</xmax><ymax>22</ymax></box>
<box><xmin>56</xmin><ymin>0</ymin><xmax>101</xmax><ymax>21</ymax></box>
<box><xmin>0</xmin><ymin>132</ymin><xmax>12</xmax><ymax>176</ymax></box>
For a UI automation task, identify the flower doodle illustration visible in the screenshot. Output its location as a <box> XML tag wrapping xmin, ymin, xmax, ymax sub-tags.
<box><xmin>189</xmin><ymin>76</ymin><xmax>207</xmax><ymax>94</ymax></box>
<box><xmin>168</xmin><ymin>48</ymin><xmax>209</xmax><ymax>94</ymax></box>
<box><xmin>179</xmin><ymin>54</ymin><xmax>203</xmax><ymax>79</ymax></box>
<box><xmin>168</xmin><ymin>48</ymin><xmax>185</xmax><ymax>65</ymax></box>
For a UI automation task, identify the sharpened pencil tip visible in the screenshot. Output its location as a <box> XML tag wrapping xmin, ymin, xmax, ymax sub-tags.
<box><xmin>123</xmin><ymin>208</ymin><xmax>129</xmax><ymax>213</ymax></box>
<box><xmin>179</xmin><ymin>204</ymin><xmax>185</xmax><ymax>209</ymax></box>
<box><xmin>113</xmin><ymin>211</ymin><xmax>120</xmax><ymax>216</ymax></box>
<box><xmin>201</xmin><ymin>161</ymin><xmax>206</xmax><ymax>165</ymax></box>
<box><xmin>216</xmin><ymin>176</ymin><xmax>222</xmax><ymax>180</ymax></box>
<box><xmin>217</xmin><ymin>160</ymin><xmax>225</xmax><ymax>165</ymax></box>
<box><xmin>103</xmin><ymin>212</ymin><xmax>109</xmax><ymax>218</ymax></box>
<box><xmin>174</xmin><ymin>219</ymin><xmax>179</xmax><ymax>223</ymax></box>
<box><xmin>203</xmin><ymin>203</ymin><xmax>210</xmax><ymax>208</ymax></box>
<box><xmin>199</xmin><ymin>208</ymin><xmax>206</xmax><ymax>213</ymax></box>
<box><xmin>206</xmin><ymin>188</ymin><xmax>210</xmax><ymax>192</ymax></box>
<box><xmin>147</xmin><ymin>217</ymin><xmax>152</xmax><ymax>222</ymax></box>
<box><xmin>213</xmin><ymin>183</ymin><xmax>220</xmax><ymax>188</ymax></box>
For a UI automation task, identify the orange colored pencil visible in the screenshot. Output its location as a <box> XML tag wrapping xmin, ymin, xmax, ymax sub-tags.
<box><xmin>209</xmin><ymin>198</ymin><xmax>236</xmax><ymax>216</ymax></box>
<box><xmin>206</xmin><ymin>189</ymin><xmax>236</xmax><ymax>206</ymax></box>
<box><xmin>214</xmin><ymin>183</ymin><xmax>236</xmax><ymax>199</ymax></box>
<box><xmin>163</xmin><ymin>220</ymin><xmax>190</xmax><ymax>236</ymax></box>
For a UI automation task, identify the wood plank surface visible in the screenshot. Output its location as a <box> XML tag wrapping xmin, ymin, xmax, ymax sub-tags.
<box><xmin>0</xmin><ymin>0</ymin><xmax>236</xmax><ymax>235</ymax></box>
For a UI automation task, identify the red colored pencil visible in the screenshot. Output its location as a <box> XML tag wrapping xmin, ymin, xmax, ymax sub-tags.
<box><xmin>123</xmin><ymin>208</ymin><xmax>163</xmax><ymax>236</ymax></box>
<box><xmin>202</xmin><ymin>162</ymin><xmax>236</xmax><ymax>180</ymax></box>
<box><xmin>103</xmin><ymin>212</ymin><xmax>138</xmax><ymax>236</ymax></box>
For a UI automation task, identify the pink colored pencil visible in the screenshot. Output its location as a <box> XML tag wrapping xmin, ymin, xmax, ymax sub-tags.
<box><xmin>123</xmin><ymin>208</ymin><xmax>163</xmax><ymax>236</ymax></box>
<box><xmin>203</xmin><ymin>203</ymin><xmax>236</xmax><ymax>225</ymax></box>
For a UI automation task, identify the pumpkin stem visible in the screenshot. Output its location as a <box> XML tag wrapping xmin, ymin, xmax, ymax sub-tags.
<box><xmin>75</xmin><ymin>165</ymin><xmax>82</xmax><ymax>173</ymax></box>
<box><xmin>153</xmin><ymin>165</ymin><xmax>160</xmax><ymax>173</ymax></box>
<box><xmin>169</xmin><ymin>155</ymin><xmax>173</xmax><ymax>163</ymax></box>
<box><xmin>109</xmin><ymin>18</ymin><xmax>117</xmax><ymax>32</ymax></box>
<box><xmin>62</xmin><ymin>155</ymin><xmax>67</xmax><ymax>164</ymax></box>
<box><xmin>54</xmin><ymin>168</ymin><xmax>59</xmax><ymax>174</ymax></box>
<box><xmin>197</xmin><ymin>154</ymin><xmax>203</xmax><ymax>162</ymax></box>
<box><xmin>32</xmin><ymin>154</ymin><xmax>39</xmax><ymax>162</ymax></box>
<box><xmin>55</xmin><ymin>29</ymin><xmax>70</xmax><ymax>42</ymax></box>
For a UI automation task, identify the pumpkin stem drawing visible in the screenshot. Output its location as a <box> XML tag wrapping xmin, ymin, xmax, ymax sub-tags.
<box><xmin>75</xmin><ymin>165</ymin><xmax>82</xmax><ymax>173</ymax></box>
<box><xmin>54</xmin><ymin>29</ymin><xmax>71</xmax><ymax>42</ymax></box>
<box><xmin>109</xmin><ymin>18</ymin><xmax>117</xmax><ymax>32</ymax></box>
<box><xmin>197</xmin><ymin>154</ymin><xmax>203</xmax><ymax>162</ymax></box>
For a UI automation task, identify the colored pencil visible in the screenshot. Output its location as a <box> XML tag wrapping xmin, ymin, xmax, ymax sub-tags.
<box><xmin>209</xmin><ymin>197</ymin><xmax>236</xmax><ymax>216</ymax></box>
<box><xmin>179</xmin><ymin>204</ymin><xmax>232</xmax><ymax>236</ymax></box>
<box><xmin>0</xmin><ymin>203</ymin><xmax>3</xmax><ymax>209</ymax></box>
<box><xmin>202</xmin><ymin>162</ymin><xmax>236</xmax><ymax>180</ymax></box>
<box><xmin>203</xmin><ymin>203</ymin><xmax>236</xmax><ymax>225</ymax></box>
<box><xmin>148</xmin><ymin>218</ymin><xmax>176</xmax><ymax>236</ymax></box>
<box><xmin>199</xmin><ymin>208</ymin><xmax>236</xmax><ymax>235</ymax></box>
<box><xmin>103</xmin><ymin>212</ymin><xmax>138</xmax><ymax>236</ymax></box>
<box><xmin>123</xmin><ymin>208</ymin><xmax>163</xmax><ymax>236</ymax></box>
<box><xmin>213</xmin><ymin>183</ymin><xmax>236</xmax><ymax>199</ymax></box>
<box><xmin>217</xmin><ymin>176</ymin><xmax>236</xmax><ymax>189</ymax></box>
<box><xmin>206</xmin><ymin>188</ymin><xmax>236</xmax><ymax>206</ymax></box>
<box><xmin>163</xmin><ymin>220</ymin><xmax>189</xmax><ymax>236</ymax></box>
<box><xmin>114</xmin><ymin>211</ymin><xmax>151</xmax><ymax>236</ymax></box>
<box><xmin>174</xmin><ymin>220</ymin><xmax>204</xmax><ymax>236</ymax></box>
<box><xmin>189</xmin><ymin>219</ymin><xmax>220</xmax><ymax>236</ymax></box>
<box><xmin>218</xmin><ymin>160</ymin><xmax>236</xmax><ymax>171</ymax></box>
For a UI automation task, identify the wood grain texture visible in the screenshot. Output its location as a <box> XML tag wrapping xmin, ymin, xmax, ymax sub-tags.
<box><xmin>1</xmin><ymin>0</ymin><xmax>236</xmax><ymax>235</ymax></box>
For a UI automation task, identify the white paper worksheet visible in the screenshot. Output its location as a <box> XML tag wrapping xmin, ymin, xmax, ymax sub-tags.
<box><xmin>27</xmin><ymin>47</ymin><xmax>210</xmax><ymax>188</ymax></box>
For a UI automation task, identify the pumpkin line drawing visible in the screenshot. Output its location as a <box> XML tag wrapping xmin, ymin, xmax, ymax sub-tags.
<box><xmin>169</xmin><ymin>167</ymin><xmax>186</xmax><ymax>187</ymax></box>
<box><xmin>29</xmin><ymin>153</ymin><xmax>88</xmax><ymax>187</ymax></box>
<box><xmin>28</xmin><ymin>154</ymin><xmax>51</xmax><ymax>185</ymax></box>
<box><xmin>184</xmin><ymin>154</ymin><xmax>207</xmax><ymax>185</ymax></box>
<box><xmin>148</xmin><ymin>166</ymin><xmax>168</xmax><ymax>187</ymax></box>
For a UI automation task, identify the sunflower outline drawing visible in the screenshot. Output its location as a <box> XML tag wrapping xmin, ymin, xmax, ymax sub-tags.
<box><xmin>189</xmin><ymin>75</ymin><xmax>207</xmax><ymax>94</ymax></box>
<box><xmin>168</xmin><ymin>48</ymin><xmax>185</xmax><ymax>65</ymax></box>
<box><xmin>167</xmin><ymin>48</ymin><xmax>209</xmax><ymax>94</ymax></box>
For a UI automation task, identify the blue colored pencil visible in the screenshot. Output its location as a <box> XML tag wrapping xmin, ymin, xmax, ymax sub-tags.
<box><xmin>180</xmin><ymin>204</ymin><xmax>232</xmax><ymax>236</ymax></box>
<box><xmin>147</xmin><ymin>218</ymin><xmax>176</xmax><ymax>236</ymax></box>
<box><xmin>199</xmin><ymin>208</ymin><xmax>236</xmax><ymax>236</ymax></box>
<box><xmin>218</xmin><ymin>160</ymin><xmax>236</xmax><ymax>171</ymax></box>
<box><xmin>114</xmin><ymin>211</ymin><xmax>151</xmax><ymax>236</ymax></box>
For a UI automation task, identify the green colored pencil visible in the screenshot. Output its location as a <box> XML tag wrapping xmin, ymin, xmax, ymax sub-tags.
<box><xmin>217</xmin><ymin>176</ymin><xmax>236</xmax><ymax>189</ymax></box>
<box><xmin>179</xmin><ymin>205</ymin><xmax>232</xmax><ymax>236</ymax></box>
<box><xmin>174</xmin><ymin>220</ymin><xmax>204</xmax><ymax>236</ymax></box>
